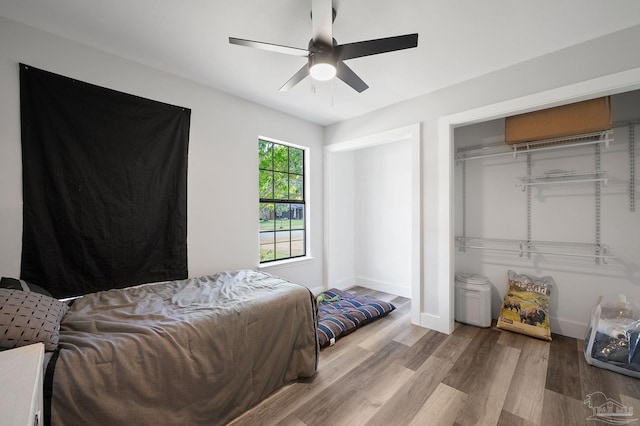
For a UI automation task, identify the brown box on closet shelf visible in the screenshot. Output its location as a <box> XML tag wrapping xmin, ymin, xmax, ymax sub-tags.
<box><xmin>505</xmin><ymin>96</ymin><xmax>612</xmax><ymax>144</ymax></box>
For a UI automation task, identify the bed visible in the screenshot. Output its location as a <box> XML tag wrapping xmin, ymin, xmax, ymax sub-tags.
<box><xmin>2</xmin><ymin>270</ymin><xmax>318</xmax><ymax>425</ymax></box>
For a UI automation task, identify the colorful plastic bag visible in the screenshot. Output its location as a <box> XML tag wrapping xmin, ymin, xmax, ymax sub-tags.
<box><xmin>497</xmin><ymin>270</ymin><xmax>553</xmax><ymax>341</ymax></box>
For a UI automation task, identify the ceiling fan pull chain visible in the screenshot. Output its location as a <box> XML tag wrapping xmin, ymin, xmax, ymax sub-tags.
<box><xmin>331</xmin><ymin>80</ymin><xmax>335</xmax><ymax>106</ymax></box>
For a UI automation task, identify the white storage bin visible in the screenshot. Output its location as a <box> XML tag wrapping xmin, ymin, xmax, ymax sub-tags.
<box><xmin>455</xmin><ymin>273</ymin><xmax>492</xmax><ymax>328</ymax></box>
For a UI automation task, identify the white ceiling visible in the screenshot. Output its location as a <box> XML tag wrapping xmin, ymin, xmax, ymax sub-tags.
<box><xmin>2</xmin><ymin>0</ymin><xmax>640</xmax><ymax>126</ymax></box>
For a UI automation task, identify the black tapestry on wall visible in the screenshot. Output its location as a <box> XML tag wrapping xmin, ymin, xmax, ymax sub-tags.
<box><xmin>19</xmin><ymin>64</ymin><xmax>190</xmax><ymax>298</ymax></box>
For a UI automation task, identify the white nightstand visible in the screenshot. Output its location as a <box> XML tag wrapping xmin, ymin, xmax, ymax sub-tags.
<box><xmin>0</xmin><ymin>343</ymin><xmax>44</xmax><ymax>426</ymax></box>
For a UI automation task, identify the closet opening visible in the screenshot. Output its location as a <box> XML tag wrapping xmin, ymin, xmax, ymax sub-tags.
<box><xmin>325</xmin><ymin>124</ymin><xmax>421</xmax><ymax>324</ymax></box>
<box><xmin>450</xmin><ymin>89</ymin><xmax>640</xmax><ymax>339</ymax></box>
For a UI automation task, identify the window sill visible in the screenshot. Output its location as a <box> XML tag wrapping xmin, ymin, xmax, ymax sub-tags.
<box><xmin>258</xmin><ymin>256</ymin><xmax>315</xmax><ymax>271</ymax></box>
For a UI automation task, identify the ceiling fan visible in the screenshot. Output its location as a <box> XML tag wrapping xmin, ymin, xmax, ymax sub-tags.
<box><xmin>229</xmin><ymin>0</ymin><xmax>418</xmax><ymax>93</ymax></box>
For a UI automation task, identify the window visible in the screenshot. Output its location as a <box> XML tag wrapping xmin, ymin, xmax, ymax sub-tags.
<box><xmin>259</xmin><ymin>139</ymin><xmax>306</xmax><ymax>262</ymax></box>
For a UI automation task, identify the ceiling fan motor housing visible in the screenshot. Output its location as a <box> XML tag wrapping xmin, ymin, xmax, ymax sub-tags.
<box><xmin>308</xmin><ymin>40</ymin><xmax>337</xmax><ymax>81</ymax></box>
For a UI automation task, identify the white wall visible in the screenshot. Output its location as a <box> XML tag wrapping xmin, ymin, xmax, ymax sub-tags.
<box><xmin>454</xmin><ymin>104</ymin><xmax>640</xmax><ymax>338</ymax></box>
<box><xmin>325</xmin><ymin>150</ymin><xmax>356</xmax><ymax>289</ymax></box>
<box><xmin>325</xmin><ymin>24</ymin><xmax>640</xmax><ymax>334</ymax></box>
<box><xmin>0</xmin><ymin>17</ymin><xmax>324</xmax><ymax>292</ymax></box>
<box><xmin>353</xmin><ymin>141</ymin><xmax>412</xmax><ymax>297</ymax></box>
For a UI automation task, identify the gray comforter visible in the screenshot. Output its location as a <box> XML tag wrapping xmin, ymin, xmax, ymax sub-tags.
<box><xmin>50</xmin><ymin>270</ymin><xmax>318</xmax><ymax>425</ymax></box>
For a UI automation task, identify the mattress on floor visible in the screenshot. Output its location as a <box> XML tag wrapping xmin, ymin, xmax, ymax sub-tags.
<box><xmin>317</xmin><ymin>288</ymin><xmax>395</xmax><ymax>347</ymax></box>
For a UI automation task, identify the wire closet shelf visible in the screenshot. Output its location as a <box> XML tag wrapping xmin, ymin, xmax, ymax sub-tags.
<box><xmin>455</xmin><ymin>130</ymin><xmax>614</xmax><ymax>162</ymax></box>
<box><xmin>456</xmin><ymin>128</ymin><xmax>618</xmax><ymax>265</ymax></box>
<box><xmin>455</xmin><ymin>237</ymin><xmax>615</xmax><ymax>264</ymax></box>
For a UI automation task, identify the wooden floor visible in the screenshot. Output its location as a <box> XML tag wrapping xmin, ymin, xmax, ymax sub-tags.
<box><xmin>229</xmin><ymin>287</ymin><xmax>640</xmax><ymax>426</ymax></box>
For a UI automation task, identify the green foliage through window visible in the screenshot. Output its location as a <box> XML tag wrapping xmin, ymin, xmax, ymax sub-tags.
<box><xmin>259</xmin><ymin>139</ymin><xmax>306</xmax><ymax>262</ymax></box>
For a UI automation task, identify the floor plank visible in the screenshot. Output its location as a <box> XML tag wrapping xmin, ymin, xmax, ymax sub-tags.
<box><xmin>408</xmin><ymin>383</ymin><xmax>468</xmax><ymax>426</ymax></box>
<box><xmin>392</xmin><ymin>329</ymin><xmax>449</xmax><ymax>371</ymax></box>
<box><xmin>619</xmin><ymin>373</ymin><xmax>640</xmax><ymax>399</ymax></box>
<box><xmin>230</xmin><ymin>288</ymin><xmax>640</xmax><ymax>426</ymax></box>
<box><xmin>294</xmin><ymin>346</ymin><xmax>414</xmax><ymax>425</ymax></box>
<box><xmin>451</xmin><ymin>342</ymin><xmax>521</xmax><ymax>426</ymax></box>
<box><xmin>540</xmin><ymin>389</ymin><xmax>589</xmax><ymax>426</ymax></box>
<box><xmin>365</xmin><ymin>356</ymin><xmax>455</xmax><ymax>426</ymax></box>
<box><xmin>358</xmin><ymin>312</ymin><xmax>412</xmax><ymax>353</ymax></box>
<box><xmin>496</xmin><ymin>410</ymin><xmax>536</xmax><ymax>426</ymax></box>
<box><xmin>545</xmin><ymin>334</ymin><xmax>582</xmax><ymax>400</ymax></box>
<box><xmin>620</xmin><ymin>394</ymin><xmax>640</xmax><ymax>421</ymax></box>
<box><xmin>392</xmin><ymin>322</ymin><xmax>431</xmax><ymax>347</ymax></box>
<box><xmin>431</xmin><ymin>324</ymin><xmax>479</xmax><ymax>362</ymax></box>
<box><xmin>229</xmin><ymin>346</ymin><xmax>374</xmax><ymax>426</ymax></box>
<box><xmin>442</xmin><ymin>328</ymin><xmax>502</xmax><ymax>392</ymax></box>
<box><xmin>500</xmin><ymin>334</ymin><xmax>550</xmax><ymax>424</ymax></box>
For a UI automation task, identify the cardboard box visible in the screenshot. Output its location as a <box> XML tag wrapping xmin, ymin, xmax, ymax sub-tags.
<box><xmin>505</xmin><ymin>97</ymin><xmax>611</xmax><ymax>144</ymax></box>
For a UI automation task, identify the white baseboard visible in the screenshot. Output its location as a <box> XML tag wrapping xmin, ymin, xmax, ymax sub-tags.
<box><xmin>550</xmin><ymin>316</ymin><xmax>588</xmax><ymax>340</ymax></box>
<box><xmin>356</xmin><ymin>276</ymin><xmax>412</xmax><ymax>298</ymax></box>
<box><xmin>421</xmin><ymin>312</ymin><xmax>587</xmax><ymax>340</ymax></box>
<box><xmin>330</xmin><ymin>276</ymin><xmax>355</xmax><ymax>291</ymax></box>
<box><xmin>484</xmin><ymin>314</ymin><xmax>586</xmax><ymax>340</ymax></box>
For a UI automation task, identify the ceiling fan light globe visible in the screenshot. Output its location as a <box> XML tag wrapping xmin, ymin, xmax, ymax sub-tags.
<box><xmin>310</xmin><ymin>63</ymin><xmax>336</xmax><ymax>81</ymax></box>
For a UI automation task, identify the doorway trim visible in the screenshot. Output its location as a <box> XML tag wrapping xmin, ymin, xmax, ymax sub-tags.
<box><xmin>438</xmin><ymin>66</ymin><xmax>640</xmax><ymax>334</ymax></box>
<box><xmin>325</xmin><ymin>123</ymin><xmax>422</xmax><ymax>324</ymax></box>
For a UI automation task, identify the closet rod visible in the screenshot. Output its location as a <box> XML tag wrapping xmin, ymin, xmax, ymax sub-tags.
<box><xmin>460</xmin><ymin>244</ymin><xmax>614</xmax><ymax>263</ymax></box>
<box><xmin>516</xmin><ymin>177</ymin><xmax>608</xmax><ymax>190</ymax></box>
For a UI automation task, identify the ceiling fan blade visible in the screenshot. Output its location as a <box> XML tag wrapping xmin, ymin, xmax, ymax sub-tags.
<box><xmin>279</xmin><ymin>65</ymin><xmax>310</xmax><ymax>92</ymax></box>
<box><xmin>229</xmin><ymin>37</ymin><xmax>309</xmax><ymax>57</ymax></box>
<box><xmin>337</xmin><ymin>33</ymin><xmax>418</xmax><ymax>60</ymax></box>
<box><xmin>336</xmin><ymin>62</ymin><xmax>368</xmax><ymax>93</ymax></box>
<box><xmin>311</xmin><ymin>0</ymin><xmax>333</xmax><ymax>45</ymax></box>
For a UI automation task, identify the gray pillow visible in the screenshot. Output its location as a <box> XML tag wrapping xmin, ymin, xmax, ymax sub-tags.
<box><xmin>0</xmin><ymin>277</ymin><xmax>53</xmax><ymax>297</ymax></box>
<box><xmin>0</xmin><ymin>288</ymin><xmax>69</xmax><ymax>351</ymax></box>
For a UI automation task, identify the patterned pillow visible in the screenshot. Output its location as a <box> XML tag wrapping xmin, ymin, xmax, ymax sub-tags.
<box><xmin>0</xmin><ymin>288</ymin><xmax>69</xmax><ymax>351</ymax></box>
<box><xmin>317</xmin><ymin>288</ymin><xmax>395</xmax><ymax>347</ymax></box>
